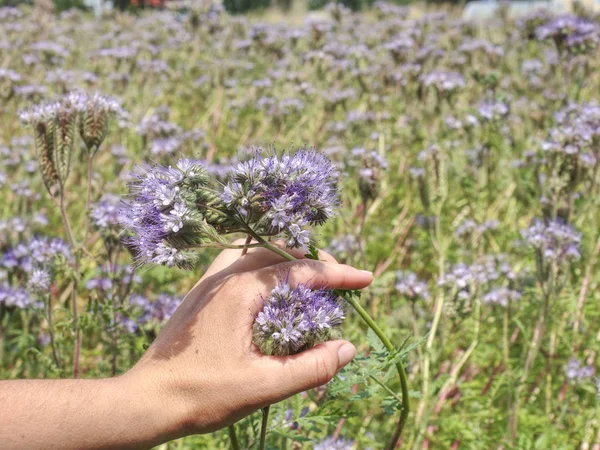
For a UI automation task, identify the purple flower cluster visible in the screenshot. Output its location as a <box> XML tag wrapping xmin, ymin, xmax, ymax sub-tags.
<box><xmin>395</xmin><ymin>271</ymin><xmax>429</xmax><ymax>301</ymax></box>
<box><xmin>91</xmin><ymin>194</ymin><xmax>126</xmax><ymax>231</ymax></box>
<box><xmin>327</xmin><ymin>234</ymin><xmax>360</xmax><ymax>260</ymax></box>
<box><xmin>314</xmin><ymin>437</ymin><xmax>354</xmax><ymax>450</ymax></box>
<box><xmin>520</xmin><ymin>220</ymin><xmax>581</xmax><ymax>264</ymax></box>
<box><xmin>121</xmin><ymin>158</ymin><xmax>211</xmax><ymax>268</ymax></box>
<box><xmin>1</xmin><ymin>236</ymin><xmax>71</xmax><ymax>273</ymax></box>
<box><xmin>541</xmin><ymin>102</ymin><xmax>600</xmax><ymax>168</ymax></box>
<box><xmin>127</xmin><ymin>293</ymin><xmax>181</xmax><ymax>330</ymax></box>
<box><xmin>86</xmin><ymin>265</ymin><xmax>141</xmax><ymax>297</ymax></box>
<box><xmin>536</xmin><ymin>15</ymin><xmax>599</xmax><ymax>54</ymax></box>
<box><xmin>482</xmin><ymin>288</ymin><xmax>522</xmax><ymax>307</ymax></box>
<box><xmin>222</xmin><ymin>148</ymin><xmax>339</xmax><ymax>250</ymax></box>
<box><xmin>439</xmin><ymin>255</ymin><xmax>517</xmax><ymax>311</ymax></box>
<box><xmin>0</xmin><ymin>236</ymin><xmax>71</xmax><ymax>305</ymax></box>
<box><xmin>455</xmin><ymin>218</ymin><xmax>499</xmax><ymax>239</ymax></box>
<box><xmin>0</xmin><ymin>283</ymin><xmax>41</xmax><ymax>309</ymax></box>
<box><xmin>478</xmin><ymin>99</ymin><xmax>509</xmax><ymax>122</ymax></box>
<box><xmin>420</xmin><ymin>70</ymin><xmax>465</xmax><ymax>94</ymax></box>
<box><xmin>253</xmin><ymin>280</ymin><xmax>345</xmax><ymax>356</ymax></box>
<box><xmin>565</xmin><ymin>357</ymin><xmax>594</xmax><ymax>381</ymax></box>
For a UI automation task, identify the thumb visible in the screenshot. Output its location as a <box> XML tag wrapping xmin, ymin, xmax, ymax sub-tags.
<box><xmin>260</xmin><ymin>340</ymin><xmax>356</xmax><ymax>404</ymax></box>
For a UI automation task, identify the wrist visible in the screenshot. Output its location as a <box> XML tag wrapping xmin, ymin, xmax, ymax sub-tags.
<box><xmin>117</xmin><ymin>368</ymin><xmax>190</xmax><ymax>446</ymax></box>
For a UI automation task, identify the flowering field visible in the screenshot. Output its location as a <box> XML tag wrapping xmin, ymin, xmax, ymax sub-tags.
<box><xmin>2</xmin><ymin>1</ymin><xmax>600</xmax><ymax>449</ymax></box>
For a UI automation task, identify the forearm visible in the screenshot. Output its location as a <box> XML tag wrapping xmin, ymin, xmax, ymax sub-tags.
<box><xmin>0</xmin><ymin>374</ymin><xmax>183</xmax><ymax>450</ymax></box>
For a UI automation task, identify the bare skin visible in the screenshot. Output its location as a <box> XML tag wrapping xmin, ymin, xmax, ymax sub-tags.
<box><xmin>0</xmin><ymin>242</ymin><xmax>373</xmax><ymax>450</ymax></box>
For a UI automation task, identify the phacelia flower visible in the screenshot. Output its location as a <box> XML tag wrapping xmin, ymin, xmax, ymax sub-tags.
<box><xmin>121</xmin><ymin>158</ymin><xmax>224</xmax><ymax>268</ymax></box>
<box><xmin>253</xmin><ymin>279</ymin><xmax>345</xmax><ymax>356</ymax></box>
<box><xmin>565</xmin><ymin>357</ymin><xmax>594</xmax><ymax>381</ymax></box>
<box><xmin>91</xmin><ymin>194</ymin><xmax>125</xmax><ymax>231</ymax></box>
<box><xmin>128</xmin><ymin>293</ymin><xmax>182</xmax><ymax>327</ymax></box>
<box><xmin>314</xmin><ymin>436</ymin><xmax>354</xmax><ymax>450</ymax></box>
<box><xmin>222</xmin><ymin>147</ymin><xmax>339</xmax><ymax>250</ymax></box>
<box><xmin>27</xmin><ymin>268</ymin><xmax>51</xmax><ymax>294</ymax></box>
<box><xmin>395</xmin><ymin>271</ymin><xmax>429</xmax><ymax>301</ymax></box>
<box><xmin>482</xmin><ymin>287</ymin><xmax>522</xmax><ymax>307</ymax></box>
<box><xmin>520</xmin><ymin>219</ymin><xmax>581</xmax><ymax>264</ymax></box>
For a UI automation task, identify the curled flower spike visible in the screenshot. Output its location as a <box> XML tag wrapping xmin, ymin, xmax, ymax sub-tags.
<box><xmin>20</xmin><ymin>93</ymin><xmax>82</xmax><ymax>195</ymax></box>
<box><xmin>20</xmin><ymin>91</ymin><xmax>122</xmax><ymax>195</ymax></box>
<box><xmin>253</xmin><ymin>277</ymin><xmax>345</xmax><ymax>356</ymax></box>
<box><xmin>77</xmin><ymin>92</ymin><xmax>122</xmax><ymax>154</ymax></box>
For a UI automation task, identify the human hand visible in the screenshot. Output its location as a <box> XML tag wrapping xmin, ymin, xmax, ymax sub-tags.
<box><xmin>122</xmin><ymin>241</ymin><xmax>373</xmax><ymax>441</ymax></box>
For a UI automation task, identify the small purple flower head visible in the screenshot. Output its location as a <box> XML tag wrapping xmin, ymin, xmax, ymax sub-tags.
<box><xmin>327</xmin><ymin>234</ymin><xmax>360</xmax><ymax>261</ymax></box>
<box><xmin>222</xmin><ymin>147</ymin><xmax>339</xmax><ymax>250</ymax></box>
<box><xmin>565</xmin><ymin>357</ymin><xmax>595</xmax><ymax>381</ymax></box>
<box><xmin>253</xmin><ymin>277</ymin><xmax>345</xmax><ymax>356</ymax></box>
<box><xmin>455</xmin><ymin>218</ymin><xmax>499</xmax><ymax>239</ymax></box>
<box><xmin>91</xmin><ymin>194</ymin><xmax>125</xmax><ymax>231</ymax></box>
<box><xmin>420</xmin><ymin>70</ymin><xmax>465</xmax><ymax>95</ymax></box>
<box><xmin>395</xmin><ymin>271</ymin><xmax>429</xmax><ymax>301</ymax></box>
<box><xmin>27</xmin><ymin>268</ymin><xmax>51</xmax><ymax>294</ymax></box>
<box><xmin>128</xmin><ymin>293</ymin><xmax>182</xmax><ymax>327</ymax></box>
<box><xmin>520</xmin><ymin>219</ymin><xmax>581</xmax><ymax>264</ymax></box>
<box><xmin>482</xmin><ymin>287</ymin><xmax>522</xmax><ymax>307</ymax></box>
<box><xmin>478</xmin><ymin>99</ymin><xmax>509</xmax><ymax>122</ymax></box>
<box><xmin>0</xmin><ymin>283</ymin><xmax>37</xmax><ymax>309</ymax></box>
<box><xmin>536</xmin><ymin>15</ymin><xmax>599</xmax><ymax>54</ymax></box>
<box><xmin>314</xmin><ymin>436</ymin><xmax>354</xmax><ymax>450</ymax></box>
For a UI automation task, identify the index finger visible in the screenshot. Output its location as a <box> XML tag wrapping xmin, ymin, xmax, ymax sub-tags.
<box><xmin>203</xmin><ymin>240</ymin><xmax>338</xmax><ymax>279</ymax></box>
<box><xmin>251</xmin><ymin>259</ymin><xmax>373</xmax><ymax>292</ymax></box>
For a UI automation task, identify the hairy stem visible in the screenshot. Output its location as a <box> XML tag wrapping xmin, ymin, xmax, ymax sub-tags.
<box><xmin>259</xmin><ymin>406</ymin><xmax>270</xmax><ymax>450</ymax></box>
<box><xmin>45</xmin><ymin>294</ymin><xmax>61</xmax><ymax>370</ymax></box>
<box><xmin>241</xmin><ymin>234</ymin><xmax>253</xmax><ymax>256</ymax></box>
<box><xmin>81</xmin><ymin>154</ymin><xmax>94</xmax><ymax>248</ymax></box>
<box><xmin>228</xmin><ymin>425</ymin><xmax>240</xmax><ymax>450</ymax></box>
<box><xmin>59</xmin><ymin>193</ymin><xmax>81</xmax><ymax>378</ymax></box>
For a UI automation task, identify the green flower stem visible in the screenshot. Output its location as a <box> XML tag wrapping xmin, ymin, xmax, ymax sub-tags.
<box><xmin>228</xmin><ymin>425</ymin><xmax>240</xmax><ymax>450</ymax></box>
<box><xmin>188</xmin><ymin>242</ymin><xmax>265</xmax><ymax>250</ymax></box>
<box><xmin>344</xmin><ymin>292</ymin><xmax>409</xmax><ymax>450</ymax></box>
<box><xmin>241</xmin><ymin>234</ymin><xmax>253</xmax><ymax>256</ymax></box>
<box><xmin>81</xmin><ymin>152</ymin><xmax>95</xmax><ymax>249</ymax></box>
<box><xmin>45</xmin><ymin>294</ymin><xmax>61</xmax><ymax>370</ymax></box>
<box><xmin>251</xmin><ymin>236</ymin><xmax>409</xmax><ymax>450</ymax></box>
<box><xmin>259</xmin><ymin>406</ymin><xmax>270</xmax><ymax>450</ymax></box>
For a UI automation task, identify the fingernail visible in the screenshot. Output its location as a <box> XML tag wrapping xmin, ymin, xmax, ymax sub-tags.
<box><xmin>337</xmin><ymin>343</ymin><xmax>356</xmax><ymax>368</ymax></box>
<box><xmin>360</xmin><ymin>270</ymin><xmax>373</xmax><ymax>276</ymax></box>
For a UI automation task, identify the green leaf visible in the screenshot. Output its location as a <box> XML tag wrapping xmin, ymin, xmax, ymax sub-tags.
<box><xmin>367</xmin><ymin>328</ymin><xmax>386</xmax><ymax>352</ymax></box>
<box><xmin>381</xmin><ymin>396</ymin><xmax>401</xmax><ymax>415</ymax></box>
<box><xmin>304</xmin><ymin>244</ymin><xmax>319</xmax><ymax>260</ymax></box>
<box><xmin>270</xmin><ymin>430</ymin><xmax>312</xmax><ymax>443</ymax></box>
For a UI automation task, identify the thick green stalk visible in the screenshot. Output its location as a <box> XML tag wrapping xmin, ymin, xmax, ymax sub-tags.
<box><xmin>345</xmin><ymin>293</ymin><xmax>410</xmax><ymax>450</ymax></box>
